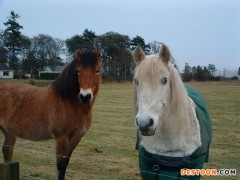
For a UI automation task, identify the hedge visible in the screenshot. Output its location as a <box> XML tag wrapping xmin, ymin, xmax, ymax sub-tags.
<box><xmin>40</xmin><ymin>73</ymin><xmax>60</xmax><ymax>80</ymax></box>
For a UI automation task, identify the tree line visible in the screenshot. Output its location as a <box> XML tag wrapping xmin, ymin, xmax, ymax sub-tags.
<box><xmin>1</xmin><ymin>11</ymin><xmax>220</xmax><ymax>81</ymax></box>
<box><xmin>182</xmin><ymin>63</ymin><xmax>220</xmax><ymax>82</ymax></box>
<box><xmin>0</xmin><ymin>11</ymin><xmax>166</xmax><ymax>80</ymax></box>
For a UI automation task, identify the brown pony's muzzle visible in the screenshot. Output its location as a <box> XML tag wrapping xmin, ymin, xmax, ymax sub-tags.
<box><xmin>78</xmin><ymin>93</ymin><xmax>92</xmax><ymax>104</ymax></box>
<box><xmin>78</xmin><ymin>89</ymin><xmax>93</xmax><ymax>104</ymax></box>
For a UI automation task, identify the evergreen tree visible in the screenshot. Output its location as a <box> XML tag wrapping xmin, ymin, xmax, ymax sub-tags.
<box><xmin>66</xmin><ymin>35</ymin><xmax>86</xmax><ymax>54</ymax></box>
<box><xmin>3</xmin><ymin>11</ymin><xmax>24</xmax><ymax>69</ymax></box>
<box><xmin>130</xmin><ymin>35</ymin><xmax>150</xmax><ymax>54</ymax></box>
<box><xmin>66</xmin><ymin>29</ymin><xmax>97</xmax><ymax>54</ymax></box>
<box><xmin>82</xmin><ymin>29</ymin><xmax>96</xmax><ymax>47</ymax></box>
<box><xmin>0</xmin><ymin>47</ymin><xmax>8</xmax><ymax>64</ymax></box>
<box><xmin>3</xmin><ymin>11</ymin><xmax>23</xmax><ymax>55</ymax></box>
<box><xmin>182</xmin><ymin>63</ymin><xmax>192</xmax><ymax>82</ymax></box>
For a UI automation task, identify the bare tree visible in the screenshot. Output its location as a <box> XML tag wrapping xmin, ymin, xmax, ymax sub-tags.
<box><xmin>148</xmin><ymin>41</ymin><xmax>163</xmax><ymax>54</ymax></box>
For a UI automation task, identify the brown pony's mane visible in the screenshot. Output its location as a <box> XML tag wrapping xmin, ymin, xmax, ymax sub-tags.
<box><xmin>51</xmin><ymin>51</ymin><xmax>98</xmax><ymax>101</ymax></box>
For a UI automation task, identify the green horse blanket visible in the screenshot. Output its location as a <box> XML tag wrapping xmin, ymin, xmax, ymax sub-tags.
<box><xmin>137</xmin><ymin>84</ymin><xmax>212</xmax><ymax>180</ymax></box>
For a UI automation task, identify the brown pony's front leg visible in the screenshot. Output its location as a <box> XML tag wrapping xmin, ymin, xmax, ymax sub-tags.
<box><xmin>65</xmin><ymin>136</ymin><xmax>82</xmax><ymax>166</ymax></box>
<box><xmin>55</xmin><ymin>135</ymin><xmax>82</xmax><ymax>180</ymax></box>
<box><xmin>0</xmin><ymin>126</ymin><xmax>17</xmax><ymax>162</ymax></box>
<box><xmin>55</xmin><ymin>135</ymin><xmax>69</xmax><ymax>180</ymax></box>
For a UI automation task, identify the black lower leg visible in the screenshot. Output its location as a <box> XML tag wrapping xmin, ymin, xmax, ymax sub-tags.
<box><xmin>57</xmin><ymin>156</ymin><xmax>68</xmax><ymax>180</ymax></box>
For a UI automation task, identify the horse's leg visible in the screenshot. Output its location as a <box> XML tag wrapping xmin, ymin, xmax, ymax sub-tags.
<box><xmin>55</xmin><ymin>135</ymin><xmax>82</xmax><ymax>180</ymax></box>
<box><xmin>55</xmin><ymin>135</ymin><xmax>69</xmax><ymax>180</ymax></box>
<box><xmin>0</xmin><ymin>126</ymin><xmax>17</xmax><ymax>162</ymax></box>
<box><xmin>65</xmin><ymin>137</ymin><xmax>82</xmax><ymax>167</ymax></box>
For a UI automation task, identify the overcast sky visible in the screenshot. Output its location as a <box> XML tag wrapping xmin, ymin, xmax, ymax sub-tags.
<box><xmin>0</xmin><ymin>0</ymin><xmax>239</xmax><ymax>73</ymax></box>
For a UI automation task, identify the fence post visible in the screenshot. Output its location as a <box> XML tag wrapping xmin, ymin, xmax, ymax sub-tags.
<box><xmin>0</xmin><ymin>161</ymin><xmax>19</xmax><ymax>180</ymax></box>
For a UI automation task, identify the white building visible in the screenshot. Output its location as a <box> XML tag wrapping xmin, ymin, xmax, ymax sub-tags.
<box><xmin>39</xmin><ymin>65</ymin><xmax>66</xmax><ymax>75</ymax></box>
<box><xmin>0</xmin><ymin>63</ymin><xmax>14</xmax><ymax>79</ymax></box>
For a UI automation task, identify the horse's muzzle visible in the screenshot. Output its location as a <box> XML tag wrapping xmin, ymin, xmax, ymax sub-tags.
<box><xmin>78</xmin><ymin>93</ymin><xmax>93</xmax><ymax>104</ymax></box>
<box><xmin>136</xmin><ymin>114</ymin><xmax>156</xmax><ymax>136</ymax></box>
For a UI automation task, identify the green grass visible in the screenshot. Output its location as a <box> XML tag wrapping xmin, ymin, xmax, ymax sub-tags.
<box><xmin>189</xmin><ymin>81</ymin><xmax>240</xmax><ymax>179</ymax></box>
<box><xmin>0</xmin><ymin>81</ymin><xmax>239</xmax><ymax>179</ymax></box>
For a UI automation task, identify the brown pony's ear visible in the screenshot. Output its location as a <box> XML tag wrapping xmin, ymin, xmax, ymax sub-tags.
<box><xmin>94</xmin><ymin>48</ymin><xmax>101</xmax><ymax>61</ymax></box>
<box><xmin>133</xmin><ymin>45</ymin><xmax>145</xmax><ymax>65</ymax></box>
<box><xmin>159</xmin><ymin>44</ymin><xmax>170</xmax><ymax>64</ymax></box>
<box><xmin>75</xmin><ymin>49</ymin><xmax>82</xmax><ymax>61</ymax></box>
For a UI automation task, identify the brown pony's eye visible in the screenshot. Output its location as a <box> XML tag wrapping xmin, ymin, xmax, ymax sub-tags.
<box><xmin>161</xmin><ymin>77</ymin><xmax>167</xmax><ymax>84</ymax></box>
<box><xmin>96</xmin><ymin>68</ymin><xmax>100</xmax><ymax>75</ymax></box>
<box><xmin>134</xmin><ymin>78</ymin><xmax>138</xmax><ymax>86</ymax></box>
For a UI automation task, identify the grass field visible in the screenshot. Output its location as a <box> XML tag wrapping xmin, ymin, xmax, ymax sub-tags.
<box><xmin>0</xmin><ymin>80</ymin><xmax>239</xmax><ymax>179</ymax></box>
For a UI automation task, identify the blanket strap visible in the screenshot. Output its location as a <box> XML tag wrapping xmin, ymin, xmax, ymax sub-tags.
<box><xmin>143</xmin><ymin>147</ymin><xmax>207</xmax><ymax>171</ymax></box>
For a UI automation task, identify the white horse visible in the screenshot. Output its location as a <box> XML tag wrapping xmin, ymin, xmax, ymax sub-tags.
<box><xmin>133</xmin><ymin>45</ymin><xmax>212</xmax><ymax>179</ymax></box>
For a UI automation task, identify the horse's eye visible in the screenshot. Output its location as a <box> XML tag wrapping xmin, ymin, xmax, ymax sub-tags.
<box><xmin>161</xmin><ymin>77</ymin><xmax>167</xmax><ymax>84</ymax></box>
<box><xmin>96</xmin><ymin>68</ymin><xmax>100</xmax><ymax>75</ymax></box>
<box><xmin>134</xmin><ymin>78</ymin><xmax>139</xmax><ymax>86</ymax></box>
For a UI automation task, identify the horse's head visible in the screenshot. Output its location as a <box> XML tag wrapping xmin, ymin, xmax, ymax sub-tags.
<box><xmin>76</xmin><ymin>49</ymin><xmax>101</xmax><ymax>104</ymax></box>
<box><xmin>133</xmin><ymin>45</ymin><xmax>173</xmax><ymax>136</ymax></box>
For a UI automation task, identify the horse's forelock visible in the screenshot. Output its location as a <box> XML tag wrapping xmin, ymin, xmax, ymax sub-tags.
<box><xmin>77</xmin><ymin>51</ymin><xmax>99</xmax><ymax>68</ymax></box>
<box><xmin>135</xmin><ymin>57</ymin><xmax>167</xmax><ymax>89</ymax></box>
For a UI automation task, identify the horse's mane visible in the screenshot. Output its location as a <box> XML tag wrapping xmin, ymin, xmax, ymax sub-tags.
<box><xmin>168</xmin><ymin>63</ymin><xmax>189</xmax><ymax>119</ymax></box>
<box><xmin>51</xmin><ymin>59</ymin><xmax>79</xmax><ymax>101</ymax></box>
<box><xmin>51</xmin><ymin>51</ymin><xmax>98</xmax><ymax>101</ymax></box>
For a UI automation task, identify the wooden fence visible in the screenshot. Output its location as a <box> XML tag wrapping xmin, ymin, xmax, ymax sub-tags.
<box><xmin>0</xmin><ymin>161</ymin><xmax>19</xmax><ymax>180</ymax></box>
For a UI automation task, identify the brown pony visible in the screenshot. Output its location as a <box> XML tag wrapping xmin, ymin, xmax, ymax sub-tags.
<box><xmin>0</xmin><ymin>49</ymin><xmax>101</xmax><ymax>180</ymax></box>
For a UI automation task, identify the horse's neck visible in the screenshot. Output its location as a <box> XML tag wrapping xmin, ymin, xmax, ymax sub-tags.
<box><xmin>142</xmin><ymin>96</ymin><xmax>202</xmax><ymax>157</ymax></box>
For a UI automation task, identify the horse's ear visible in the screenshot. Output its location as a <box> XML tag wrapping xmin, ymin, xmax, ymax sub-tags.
<box><xmin>159</xmin><ymin>44</ymin><xmax>170</xmax><ymax>64</ymax></box>
<box><xmin>94</xmin><ymin>48</ymin><xmax>101</xmax><ymax>62</ymax></box>
<box><xmin>133</xmin><ymin>45</ymin><xmax>145</xmax><ymax>65</ymax></box>
<box><xmin>76</xmin><ymin>49</ymin><xmax>82</xmax><ymax>61</ymax></box>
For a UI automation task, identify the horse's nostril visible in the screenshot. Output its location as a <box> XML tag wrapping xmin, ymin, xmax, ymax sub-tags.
<box><xmin>79</xmin><ymin>93</ymin><xmax>92</xmax><ymax>103</ymax></box>
<box><xmin>136</xmin><ymin>118</ymin><xmax>139</xmax><ymax>126</ymax></box>
<box><xmin>148</xmin><ymin>118</ymin><xmax>154</xmax><ymax>127</ymax></box>
<box><xmin>79</xmin><ymin>94</ymin><xmax>85</xmax><ymax>101</ymax></box>
<box><xmin>86</xmin><ymin>94</ymin><xmax>92</xmax><ymax>100</ymax></box>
